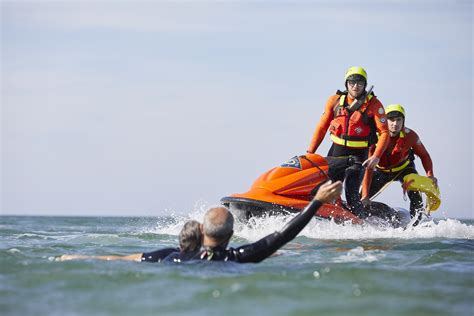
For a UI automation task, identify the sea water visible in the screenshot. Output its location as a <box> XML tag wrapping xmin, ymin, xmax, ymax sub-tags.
<box><xmin>1</xmin><ymin>210</ymin><xmax>473</xmax><ymax>316</ymax></box>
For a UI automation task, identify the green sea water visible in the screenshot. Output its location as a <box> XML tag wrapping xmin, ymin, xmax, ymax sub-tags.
<box><xmin>1</xmin><ymin>214</ymin><xmax>473</xmax><ymax>316</ymax></box>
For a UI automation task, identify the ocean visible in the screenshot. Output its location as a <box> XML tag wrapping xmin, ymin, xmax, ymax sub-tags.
<box><xmin>1</xmin><ymin>211</ymin><xmax>473</xmax><ymax>316</ymax></box>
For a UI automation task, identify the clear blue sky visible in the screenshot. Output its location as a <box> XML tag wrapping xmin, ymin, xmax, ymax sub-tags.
<box><xmin>1</xmin><ymin>0</ymin><xmax>473</xmax><ymax>219</ymax></box>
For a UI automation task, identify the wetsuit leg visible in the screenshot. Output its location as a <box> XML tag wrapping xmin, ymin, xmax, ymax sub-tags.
<box><xmin>407</xmin><ymin>190</ymin><xmax>423</xmax><ymax>217</ymax></box>
<box><xmin>367</xmin><ymin>170</ymin><xmax>391</xmax><ymax>198</ymax></box>
<box><xmin>327</xmin><ymin>144</ymin><xmax>368</xmax><ymax>217</ymax></box>
<box><xmin>326</xmin><ymin>145</ymin><xmax>346</xmax><ymax>181</ymax></box>
<box><xmin>395</xmin><ymin>166</ymin><xmax>423</xmax><ymax>218</ymax></box>
<box><xmin>344</xmin><ymin>163</ymin><xmax>366</xmax><ymax>217</ymax></box>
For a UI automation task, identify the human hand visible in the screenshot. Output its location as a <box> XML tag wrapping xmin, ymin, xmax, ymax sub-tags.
<box><xmin>362</xmin><ymin>156</ymin><xmax>380</xmax><ymax>170</ymax></box>
<box><xmin>314</xmin><ymin>180</ymin><xmax>343</xmax><ymax>204</ymax></box>
<box><xmin>429</xmin><ymin>176</ymin><xmax>438</xmax><ymax>188</ymax></box>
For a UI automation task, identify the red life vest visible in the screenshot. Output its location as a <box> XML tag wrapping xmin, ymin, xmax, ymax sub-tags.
<box><xmin>376</xmin><ymin>129</ymin><xmax>414</xmax><ymax>172</ymax></box>
<box><xmin>329</xmin><ymin>91</ymin><xmax>376</xmax><ymax>148</ymax></box>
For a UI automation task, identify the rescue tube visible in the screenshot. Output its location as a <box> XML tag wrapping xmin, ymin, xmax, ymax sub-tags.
<box><xmin>402</xmin><ymin>174</ymin><xmax>441</xmax><ymax>211</ymax></box>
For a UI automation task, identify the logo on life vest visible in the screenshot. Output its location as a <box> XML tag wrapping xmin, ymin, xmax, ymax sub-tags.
<box><xmin>380</xmin><ymin>117</ymin><xmax>386</xmax><ymax>123</ymax></box>
<box><xmin>355</xmin><ymin>127</ymin><xmax>363</xmax><ymax>134</ymax></box>
<box><xmin>281</xmin><ymin>156</ymin><xmax>302</xmax><ymax>169</ymax></box>
<box><xmin>378</xmin><ymin>107</ymin><xmax>384</xmax><ymax>114</ymax></box>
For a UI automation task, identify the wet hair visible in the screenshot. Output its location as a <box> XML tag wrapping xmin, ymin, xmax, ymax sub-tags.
<box><xmin>179</xmin><ymin>220</ymin><xmax>203</xmax><ymax>252</ymax></box>
<box><xmin>203</xmin><ymin>207</ymin><xmax>234</xmax><ymax>241</ymax></box>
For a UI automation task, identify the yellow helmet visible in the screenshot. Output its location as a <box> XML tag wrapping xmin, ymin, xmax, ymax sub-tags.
<box><xmin>344</xmin><ymin>66</ymin><xmax>368</xmax><ymax>81</ymax></box>
<box><xmin>385</xmin><ymin>104</ymin><xmax>406</xmax><ymax>118</ymax></box>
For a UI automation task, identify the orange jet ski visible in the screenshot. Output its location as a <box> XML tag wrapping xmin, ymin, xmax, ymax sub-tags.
<box><xmin>221</xmin><ymin>153</ymin><xmax>412</xmax><ymax>228</ymax></box>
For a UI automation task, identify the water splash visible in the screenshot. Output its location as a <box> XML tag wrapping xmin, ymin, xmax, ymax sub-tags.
<box><xmin>146</xmin><ymin>200</ymin><xmax>210</xmax><ymax>236</ymax></box>
<box><xmin>139</xmin><ymin>203</ymin><xmax>474</xmax><ymax>242</ymax></box>
<box><xmin>234</xmin><ymin>215</ymin><xmax>474</xmax><ymax>241</ymax></box>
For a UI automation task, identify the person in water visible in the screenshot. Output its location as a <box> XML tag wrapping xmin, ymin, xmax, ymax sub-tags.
<box><xmin>59</xmin><ymin>180</ymin><xmax>341</xmax><ymax>264</ymax></box>
<box><xmin>164</xmin><ymin>180</ymin><xmax>342</xmax><ymax>263</ymax></box>
<box><xmin>306</xmin><ymin>66</ymin><xmax>389</xmax><ymax>218</ymax></box>
<box><xmin>360</xmin><ymin>104</ymin><xmax>437</xmax><ymax>217</ymax></box>
<box><xmin>58</xmin><ymin>220</ymin><xmax>202</xmax><ymax>262</ymax></box>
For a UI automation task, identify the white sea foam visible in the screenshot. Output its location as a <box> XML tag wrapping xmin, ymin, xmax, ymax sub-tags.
<box><xmin>235</xmin><ymin>214</ymin><xmax>474</xmax><ymax>241</ymax></box>
<box><xmin>333</xmin><ymin>246</ymin><xmax>385</xmax><ymax>263</ymax></box>
<box><xmin>144</xmin><ymin>201</ymin><xmax>474</xmax><ymax>241</ymax></box>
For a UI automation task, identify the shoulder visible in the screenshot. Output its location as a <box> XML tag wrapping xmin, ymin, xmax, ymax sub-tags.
<box><xmin>326</xmin><ymin>94</ymin><xmax>340</xmax><ymax>104</ymax></box>
<box><xmin>164</xmin><ymin>250</ymin><xmax>203</xmax><ymax>262</ymax></box>
<box><xmin>369</xmin><ymin>96</ymin><xmax>383</xmax><ymax>107</ymax></box>
<box><xmin>368</xmin><ymin>97</ymin><xmax>385</xmax><ymax>115</ymax></box>
<box><xmin>403</xmin><ymin>127</ymin><xmax>418</xmax><ymax>137</ymax></box>
<box><xmin>142</xmin><ymin>247</ymin><xmax>179</xmax><ymax>262</ymax></box>
<box><xmin>403</xmin><ymin>127</ymin><xmax>421</xmax><ymax>143</ymax></box>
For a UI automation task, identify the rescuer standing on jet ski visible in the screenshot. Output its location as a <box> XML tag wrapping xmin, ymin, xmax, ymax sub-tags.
<box><xmin>360</xmin><ymin>104</ymin><xmax>438</xmax><ymax>218</ymax></box>
<box><xmin>306</xmin><ymin>66</ymin><xmax>389</xmax><ymax>217</ymax></box>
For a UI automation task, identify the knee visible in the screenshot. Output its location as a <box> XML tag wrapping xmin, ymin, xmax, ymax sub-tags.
<box><xmin>345</xmin><ymin>164</ymin><xmax>363</xmax><ymax>177</ymax></box>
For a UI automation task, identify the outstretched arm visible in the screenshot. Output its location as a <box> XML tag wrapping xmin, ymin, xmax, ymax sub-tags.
<box><xmin>58</xmin><ymin>247</ymin><xmax>179</xmax><ymax>263</ymax></box>
<box><xmin>235</xmin><ymin>181</ymin><xmax>343</xmax><ymax>263</ymax></box>
<box><xmin>58</xmin><ymin>253</ymin><xmax>143</xmax><ymax>262</ymax></box>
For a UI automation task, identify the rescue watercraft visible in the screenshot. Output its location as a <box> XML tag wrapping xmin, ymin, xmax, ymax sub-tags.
<box><xmin>221</xmin><ymin>153</ymin><xmax>440</xmax><ymax>228</ymax></box>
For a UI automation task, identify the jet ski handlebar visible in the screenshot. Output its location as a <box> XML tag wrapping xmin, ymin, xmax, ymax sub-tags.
<box><xmin>325</xmin><ymin>155</ymin><xmax>362</xmax><ymax>169</ymax></box>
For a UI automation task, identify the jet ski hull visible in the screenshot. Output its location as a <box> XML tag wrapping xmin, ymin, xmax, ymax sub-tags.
<box><xmin>221</xmin><ymin>153</ymin><xmax>416</xmax><ymax>228</ymax></box>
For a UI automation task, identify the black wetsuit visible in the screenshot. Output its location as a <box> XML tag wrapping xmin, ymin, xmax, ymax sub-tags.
<box><xmin>141</xmin><ymin>247</ymin><xmax>178</xmax><ymax>262</ymax></box>
<box><xmin>367</xmin><ymin>161</ymin><xmax>423</xmax><ymax>217</ymax></box>
<box><xmin>164</xmin><ymin>200</ymin><xmax>323</xmax><ymax>263</ymax></box>
<box><xmin>327</xmin><ymin>143</ymin><xmax>368</xmax><ymax>218</ymax></box>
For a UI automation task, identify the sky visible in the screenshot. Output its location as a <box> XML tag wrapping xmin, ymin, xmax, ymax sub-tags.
<box><xmin>1</xmin><ymin>0</ymin><xmax>473</xmax><ymax>219</ymax></box>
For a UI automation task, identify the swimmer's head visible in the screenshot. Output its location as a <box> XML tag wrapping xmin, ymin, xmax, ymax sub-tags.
<box><xmin>179</xmin><ymin>220</ymin><xmax>203</xmax><ymax>252</ymax></box>
<box><xmin>203</xmin><ymin>207</ymin><xmax>234</xmax><ymax>247</ymax></box>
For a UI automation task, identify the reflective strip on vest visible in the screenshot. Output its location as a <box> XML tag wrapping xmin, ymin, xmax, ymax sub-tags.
<box><xmin>376</xmin><ymin>159</ymin><xmax>410</xmax><ymax>173</ymax></box>
<box><xmin>330</xmin><ymin>134</ymin><xmax>369</xmax><ymax>148</ymax></box>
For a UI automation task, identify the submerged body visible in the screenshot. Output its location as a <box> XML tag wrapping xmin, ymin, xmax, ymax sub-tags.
<box><xmin>165</xmin><ymin>199</ymin><xmax>324</xmax><ymax>263</ymax></box>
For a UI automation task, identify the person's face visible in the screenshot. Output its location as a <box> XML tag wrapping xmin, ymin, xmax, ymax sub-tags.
<box><xmin>387</xmin><ymin>116</ymin><xmax>404</xmax><ymax>135</ymax></box>
<box><xmin>347</xmin><ymin>79</ymin><xmax>365</xmax><ymax>98</ymax></box>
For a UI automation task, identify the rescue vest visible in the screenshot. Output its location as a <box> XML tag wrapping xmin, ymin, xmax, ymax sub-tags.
<box><xmin>376</xmin><ymin>130</ymin><xmax>415</xmax><ymax>172</ymax></box>
<box><xmin>329</xmin><ymin>91</ymin><xmax>376</xmax><ymax>148</ymax></box>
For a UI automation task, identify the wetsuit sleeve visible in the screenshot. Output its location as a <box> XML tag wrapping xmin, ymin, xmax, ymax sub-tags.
<box><xmin>370</xmin><ymin>99</ymin><xmax>389</xmax><ymax>158</ymax></box>
<box><xmin>411</xmin><ymin>133</ymin><xmax>434</xmax><ymax>177</ymax></box>
<box><xmin>233</xmin><ymin>200</ymin><xmax>323</xmax><ymax>263</ymax></box>
<box><xmin>361</xmin><ymin>148</ymin><xmax>375</xmax><ymax>200</ymax></box>
<box><xmin>307</xmin><ymin>96</ymin><xmax>338</xmax><ymax>153</ymax></box>
<box><xmin>141</xmin><ymin>247</ymin><xmax>179</xmax><ymax>262</ymax></box>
